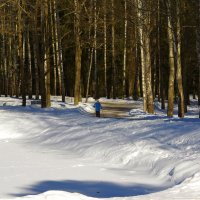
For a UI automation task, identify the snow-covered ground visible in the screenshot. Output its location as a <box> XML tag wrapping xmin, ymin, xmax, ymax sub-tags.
<box><xmin>0</xmin><ymin>96</ymin><xmax>200</xmax><ymax>200</ymax></box>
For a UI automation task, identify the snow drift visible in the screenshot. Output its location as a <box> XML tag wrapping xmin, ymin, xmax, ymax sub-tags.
<box><xmin>0</xmin><ymin>96</ymin><xmax>200</xmax><ymax>200</ymax></box>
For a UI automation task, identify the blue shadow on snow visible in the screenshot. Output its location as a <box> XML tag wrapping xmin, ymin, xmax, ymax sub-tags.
<box><xmin>10</xmin><ymin>180</ymin><xmax>166</xmax><ymax>198</ymax></box>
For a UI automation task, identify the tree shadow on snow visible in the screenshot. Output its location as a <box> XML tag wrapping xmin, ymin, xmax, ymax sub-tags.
<box><xmin>10</xmin><ymin>180</ymin><xmax>167</xmax><ymax>198</ymax></box>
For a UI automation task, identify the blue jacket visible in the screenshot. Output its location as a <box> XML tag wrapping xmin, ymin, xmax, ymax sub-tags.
<box><xmin>93</xmin><ymin>101</ymin><xmax>102</xmax><ymax>112</ymax></box>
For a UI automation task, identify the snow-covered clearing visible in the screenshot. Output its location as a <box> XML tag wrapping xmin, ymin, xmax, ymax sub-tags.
<box><xmin>0</xmin><ymin>96</ymin><xmax>200</xmax><ymax>200</ymax></box>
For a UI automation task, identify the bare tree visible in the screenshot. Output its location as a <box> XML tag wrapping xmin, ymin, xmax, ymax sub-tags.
<box><xmin>123</xmin><ymin>0</ymin><xmax>127</xmax><ymax>98</ymax></box>
<box><xmin>165</xmin><ymin>0</ymin><xmax>184</xmax><ymax>117</ymax></box>
<box><xmin>165</xmin><ymin>0</ymin><xmax>175</xmax><ymax>117</ymax></box>
<box><xmin>17</xmin><ymin>0</ymin><xmax>26</xmax><ymax>106</ymax></box>
<box><xmin>196</xmin><ymin>0</ymin><xmax>200</xmax><ymax>118</ymax></box>
<box><xmin>176</xmin><ymin>0</ymin><xmax>184</xmax><ymax>117</ymax></box>
<box><xmin>103</xmin><ymin>0</ymin><xmax>108</xmax><ymax>97</ymax></box>
<box><xmin>136</xmin><ymin>0</ymin><xmax>154</xmax><ymax>113</ymax></box>
<box><xmin>74</xmin><ymin>0</ymin><xmax>82</xmax><ymax>105</ymax></box>
<box><xmin>111</xmin><ymin>0</ymin><xmax>116</xmax><ymax>99</ymax></box>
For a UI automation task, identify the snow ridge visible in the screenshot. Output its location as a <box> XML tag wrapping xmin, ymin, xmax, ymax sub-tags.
<box><xmin>0</xmin><ymin>97</ymin><xmax>200</xmax><ymax>200</ymax></box>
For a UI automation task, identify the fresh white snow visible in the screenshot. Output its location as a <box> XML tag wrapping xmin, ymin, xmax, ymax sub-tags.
<box><xmin>0</xmin><ymin>96</ymin><xmax>200</xmax><ymax>200</ymax></box>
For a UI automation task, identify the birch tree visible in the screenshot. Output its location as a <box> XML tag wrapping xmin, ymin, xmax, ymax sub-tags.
<box><xmin>166</xmin><ymin>0</ymin><xmax>175</xmax><ymax>117</ymax></box>
<box><xmin>136</xmin><ymin>0</ymin><xmax>147</xmax><ymax>111</ymax></box>
<box><xmin>123</xmin><ymin>0</ymin><xmax>127</xmax><ymax>98</ymax></box>
<box><xmin>136</xmin><ymin>0</ymin><xmax>154</xmax><ymax>113</ymax></box>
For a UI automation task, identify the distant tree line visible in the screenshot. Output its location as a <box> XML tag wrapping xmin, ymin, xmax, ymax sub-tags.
<box><xmin>0</xmin><ymin>0</ymin><xmax>199</xmax><ymax>118</ymax></box>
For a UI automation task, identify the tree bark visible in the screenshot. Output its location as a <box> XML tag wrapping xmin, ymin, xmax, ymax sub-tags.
<box><xmin>74</xmin><ymin>0</ymin><xmax>82</xmax><ymax>105</ymax></box>
<box><xmin>123</xmin><ymin>0</ymin><xmax>127</xmax><ymax>98</ymax></box>
<box><xmin>44</xmin><ymin>0</ymin><xmax>51</xmax><ymax>108</ymax></box>
<box><xmin>103</xmin><ymin>0</ymin><xmax>108</xmax><ymax>98</ymax></box>
<box><xmin>54</xmin><ymin>0</ymin><xmax>65</xmax><ymax>102</ymax></box>
<box><xmin>145</xmin><ymin>35</ymin><xmax>154</xmax><ymax>113</ymax></box>
<box><xmin>85</xmin><ymin>48</ymin><xmax>94</xmax><ymax>102</ymax></box>
<box><xmin>111</xmin><ymin>0</ymin><xmax>116</xmax><ymax>99</ymax></box>
<box><xmin>166</xmin><ymin>1</ymin><xmax>175</xmax><ymax>117</ymax></box>
<box><xmin>18</xmin><ymin>0</ymin><xmax>26</xmax><ymax>106</ymax></box>
<box><xmin>196</xmin><ymin>0</ymin><xmax>200</xmax><ymax>117</ymax></box>
<box><xmin>33</xmin><ymin>1</ymin><xmax>40</xmax><ymax>100</ymax></box>
<box><xmin>94</xmin><ymin>0</ymin><xmax>98</xmax><ymax>99</ymax></box>
<box><xmin>137</xmin><ymin>0</ymin><xmax>147</xmax><ymax>112</ymax></box>
<box><xmin>176</xmin><ymin>1</ymin><xmax>184</xmax><ymax>118</ymax></box>
<box><xmin>26</xmin><ymin>27</ymin><xmax>32</xmax><ymax>99</ymax></box>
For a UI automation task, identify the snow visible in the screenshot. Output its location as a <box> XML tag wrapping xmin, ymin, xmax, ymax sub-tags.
<box><xmin>0</xmin><ymin>96</ymin><xmax>200</xmax><ymax>200</ymax></box>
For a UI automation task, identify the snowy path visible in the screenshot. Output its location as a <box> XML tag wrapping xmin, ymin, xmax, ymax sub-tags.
<box><xmin>100</xmin><ymin>102</ymin><xmax>141</xmax><ymax>118</ymax></box>
<box><xmin>81</xmin><ymin>101</ymin><xmax>142</xmax><ymax>118</ymax></box>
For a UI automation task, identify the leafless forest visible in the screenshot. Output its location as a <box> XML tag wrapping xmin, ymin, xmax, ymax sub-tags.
<box><xmin>0</xmin><ymin>0</ymin><xmax>199</xmax><ymax>118</ymax></box>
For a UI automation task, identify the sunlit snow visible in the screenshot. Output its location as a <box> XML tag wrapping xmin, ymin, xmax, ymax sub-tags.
<box><xmin>0</xmin><ymin>96</ymin><xmax>200</xmax><ymax>200</ymax></box>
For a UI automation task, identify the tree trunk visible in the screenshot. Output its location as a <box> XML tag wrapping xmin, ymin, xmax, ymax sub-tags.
<box><xmin>2</xmin><ymin>32</ymin><xmax>8</xmax><ymax>97</ymax></box>
<box><xmin>18</xmin><ymin>0</ymin><xmax>26</xmax><ymax>106</ymax></box>
<box><xmin>85</xmin><ymin>48</ymin><xmax>94</xmax><ymax>102</ymax></box>
<box><xmin>44</xmin><ymin>0</ymin><xmax>51</xmax><ymax>108</ymax></box>
<box><xmin>176</xmin><ymin>1</ymin><xmax>184</xmax><ymax>118</ymax></box>
<box><xmin>94</xmin><ymin>0</ymin><xmax>98</xmax><ymax>99</ymax></box>
<box><xmin>145</xmin><ymin>35</ymin><xmax>154</xmax><ymax>113</ymax></box>
<box><xmin>103</xmin><ymin>0</ymin><xmax>107</xmax><ymax>97</ymax></box>
<box><xmin>50</xmin><ymin>0</ymin><xmax>58</xmax><ymax>96</ymax></box>
<box><xmin>123</xmin><ymin>0</ymin><xmax>127</xmax><ymax>98</ymax></box>
<box><xmin>133</xmin><ymin>30</ymin><xmax>139</xmax><ymax>100</ymax></box>
<box><xmin>137</xmin><ymin>0</ymin><xmax>147</xmax><ymax>112</ymax></box>
<box><xmin>27</xmin><ymin>28</ymin><xmax>32</xmax><ymax>99</ymax></box>
<box><xmin>40</xmin><ymin>0</ymin><xmax>51</xmax><ymax>108</ymax></box>
<box><xmin>111</xmin><ymin>0</ymin><xmax>116</xmax><ymax>99</ymax></box>
<box><xmin>167</xmin><ymin>4</ymin><xmax>175</xmax><ymax>117</ymax></box>
<box><xmin>196</xmin><ymin>0</ymin><xmax>200</xmax><ymax>118</ymax></box>
<box><xmin>54</xmin><ymin>0</ymin><xmax>65</xmax><ymax>102</ymax></box>
<box><xmin>74</xmin><ymin>0</ymin><xmax>82</xmax><ymax>105</ymax></box>
<box><xmin>158</xmin><ymin>0</ymin><xmax>165</xmax><ymax>109</ymax></box>
<box><xmin>33</xmin><ymin>2</ymin><xmax>40</xmax><ymax>100</ymax></box>
<box><xmin>2</xmin><ymin>9</ymin><xmax>8</xmax><ymax>98</ymax></box>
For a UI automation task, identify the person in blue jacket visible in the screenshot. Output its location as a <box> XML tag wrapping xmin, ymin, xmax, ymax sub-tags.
<box><xmin>93</xmin><ymin>99</ymin><xmax>102</xmax><ymax>117</ymax></box>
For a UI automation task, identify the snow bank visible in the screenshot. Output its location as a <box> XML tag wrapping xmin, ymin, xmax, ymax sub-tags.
<box><xmin>0</xmin><ymin>96</ymin><xmax>200</xmax><ymax>200</ymax></box>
